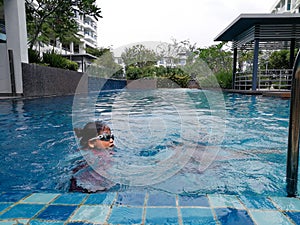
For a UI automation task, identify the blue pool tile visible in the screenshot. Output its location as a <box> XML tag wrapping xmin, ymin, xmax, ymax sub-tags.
<box><xmin>147</xmin><ymin>192</ymin><xmax>176</xmax><ymax>206</ymax></box>
<box><xmin>0</xmin><ymin>221</ymin><xmax>18</xmax><ymax>225</ymax></box>
<box><xmin>214</xmin><ymin>208</ymin><xmax>255</xmax><ymax>225</ymax></box>
<box><xmin>285</xmin><ymin>211</ymin><xmax>300</xmax><ymax>225</ymax></box>
<box><xmin>70</xmin><ymin>205</ymin><xmax>109</xmax><ymax>223</ymax></box>
<box><xmin>21</xmin><ymin>193</ymin><xmax>59</xmax><ymax>204</ymax></box>
<box><xmin>178</xmin><ymin>195</ymin><xmax>209</xmax><ymax>207</ymax></box>
<box><xmin>0</xmin><ymin>203</ymin><xmax>11</xmax><ymax>212</ymax></box>
<box><xmin>66</xmin><ymin>222</ymin><xmax>93</xmax><ymax>225</ymax></box>
<box><xmin>36</xmin><ymin>205</ymin><xmax>77</xmax><ymax>221</ymax></box>
<box><xmin>180</xmin><ymin>208</ymin><xmax>216</xmax><ymax>225</ymax></box>
<box><xmin>52</xmin><ymin>193</ymin><xmax>86</xmax><ymax>205</ymax></box>
<box><xmin>0</xmin><ymin>204</ymin><xmax>45</xmax><ymax>219</ymax></box>
<box><xmin>239</xmin><ymin>195</ymin><xmax>276</xmax><ymax>210</ymax></box>
<box><xmin>145</xmin><ymin>208</ymin><xmax>178</xmax><ymax>225</ymax></box>
<box><xmin>0</xmin><ymin>192</ymin><xmax>29</xmax><ymax>202</ymax></box>
<box><xmin>249</xmin><ymin>210</ymin><xmax>293</xmax><ymax>225</ymax></box>
<box><xmin>4</xmin><ymin>219</ymin><xmax>30</xmax><ymax>224</ymax></box>
<box><xmin>208</xmin><ymin>194</ymin><xmax>244</xmax><ymax>209</ymax></box>
<box><xmin>84</xmin><ymin>193</ymin><xmax>116</xmax><ymax>205</ymax></box>
<box><xmin>116</xmin><ymin>192</ymin><xmax>146</xmax><ymax>206</ymax></box>
<box><xmin>108</xmin><ymin>206</ymin><xmax>143</xmax><ymax>224</ymax></box>
<box><xmin>270</xmin><ymin>197</ymin><xmax>300</xmax><ymax>211</ymax></box>
<box><xmin>30</xmin><ymin>221</ymin><xmax>64</xmax><ymax>225</ymax></box>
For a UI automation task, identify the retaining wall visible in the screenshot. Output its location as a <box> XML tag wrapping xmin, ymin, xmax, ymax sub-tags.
<box><xmin>22</xmin><ymin>63</ymin><xmax>126</xmax><ymax>97</ymax></box>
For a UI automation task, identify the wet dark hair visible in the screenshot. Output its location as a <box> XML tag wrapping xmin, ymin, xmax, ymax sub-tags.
<box><xmin>74</xmin><ymin>121</ymin><xmax>111</xmax><ymax>148</ymax></box>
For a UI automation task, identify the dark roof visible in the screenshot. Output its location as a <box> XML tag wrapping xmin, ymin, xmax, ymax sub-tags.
<box><xmin>214</xmin><ymin>13</ymin><xmax>300</xmax><ymax>42</ymax></box>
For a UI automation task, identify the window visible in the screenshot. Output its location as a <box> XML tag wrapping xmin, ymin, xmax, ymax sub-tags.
<box><xmin>287</xmin><ymin>0</ymin><xmax>291</xmax><ymax>10</ymax></box>
<box><xmin>49</xmin><ymin>39</ymin><xmax>57</xmax><ymax>47</ymax></box>
<box><xmin>74</xmin><ymin>44</ymin><xmax>79</xmax><ymax>53</ymax></box>
<box><xmin>62</xmin><ymin>43</ymin><xmax>70</xmax><ymax>52</ymax></box>
<box><xmin>0</xmin><ymin>0</ymin><xmax>5</xmax><ymax>43</ymax></box>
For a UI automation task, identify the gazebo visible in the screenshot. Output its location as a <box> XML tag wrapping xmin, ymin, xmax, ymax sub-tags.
<box><xmin>214</xmin><ymin>13</ymin><xmax>300</xmax><ymax>91</ymax></box>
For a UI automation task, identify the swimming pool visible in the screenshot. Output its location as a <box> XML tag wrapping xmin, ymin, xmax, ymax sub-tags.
<box><xmin>0</xmin><ymin>89</ymin><xmax>290</xmax><ymax>196</ymax></box>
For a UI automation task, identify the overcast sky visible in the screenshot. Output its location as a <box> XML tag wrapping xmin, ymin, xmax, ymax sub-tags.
<box><xmin>96</xmin><ymin>0</ymin><xmax>276</xmax><ymax>49</ymax></box>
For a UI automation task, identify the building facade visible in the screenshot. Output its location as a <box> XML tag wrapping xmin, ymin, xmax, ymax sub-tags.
<box><xmin>35</xmin><ymin>6</ymin><xmax>98</xmax><ymax>55</ymax></box>
<box><xmin>271</xmin><ymin>0</ymin><xmax>300</xmax><ymax>13</ymax></box>
<box><xmin>0</xmin><ymin>0</ymin><xmax>28</xmax><ymax>95</ymax></box>
<box><xmin>31</xmin><ymin>4</ymin><xmax>98</xmax><ymax>72</ymax></box>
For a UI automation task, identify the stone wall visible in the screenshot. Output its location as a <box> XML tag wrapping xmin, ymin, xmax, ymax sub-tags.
<box><xmin>22</xmin><ymin>63</ymin><xmax>127</xmax><ymax>97</ymax></box>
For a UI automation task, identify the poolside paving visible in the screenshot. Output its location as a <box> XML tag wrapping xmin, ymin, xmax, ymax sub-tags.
<box><xmin>0</xmin><ymin>191</ymin><xmax>299</xmax><ymax>225</ymax></box>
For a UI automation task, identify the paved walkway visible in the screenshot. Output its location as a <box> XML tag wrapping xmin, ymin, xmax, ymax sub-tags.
<box><xmin>0</xmin><ymin>191</ymin><xmax>300</xmax><ymax>225</ymax></box>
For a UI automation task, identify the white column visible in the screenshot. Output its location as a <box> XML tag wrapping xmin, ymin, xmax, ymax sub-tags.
<box><xmin>4</xmin><ymin>0</ymin><xmax>28</xmax><ymax>94</ymax></box>
<box><xmin>285</xmin><ymin>0</ymin><xmax>288</xmax><ymax>11</ymax></box>
<box><xmin>70</xmin><ymin>42</ymin><xmax>74</xmax><ymax>54</ymax></box>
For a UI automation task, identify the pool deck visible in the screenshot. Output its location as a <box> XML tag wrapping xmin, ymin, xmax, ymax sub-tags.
<box><xmin>224</xmin><ymin>89</ymin><xmax>291</xmax><ymax>99</ymax></box>
<box><xmin>0</xmin><ymin>191</ymin><xmax>300</xmax><ymax>225</ymax></box>
<box><xmin>0</xmin><ymin>90</ymin><xmax>292</xmax><ymax>101</ymax></box>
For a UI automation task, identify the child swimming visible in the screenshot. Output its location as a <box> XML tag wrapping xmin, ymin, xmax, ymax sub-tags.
<box><xmin>69</xmin><ymin>121</ymin><xmax>115</xmax><ymax>193</ymax></box>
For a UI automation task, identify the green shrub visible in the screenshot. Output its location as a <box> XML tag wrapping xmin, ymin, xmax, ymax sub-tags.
<box><xmin>43</xmin><ymin>51</ymin><xmax>66</xmax><ymax>68</ymax></box>
<box><xmin>28</xmin><ymin>48</ymin><xmax>42</xmax><ymax>64</ymax></box>
<box><xmin>42</xmin><ymin>51</ymin><xmax>78</xmax><ymax>71</ymax></box>
<box><xmin>215</xmin><ymin>71</ymin><xmax>232</xmax><ymax>89</ymax></box>
<box><xmin>199</xmin><ymin>71</ymin><xmax>232</xmax><ymax>89</ymax></box>
<box><xmin>65</xmin><ymin>60</ymin><xmax>79</xmax><ymax>71</ymax></box>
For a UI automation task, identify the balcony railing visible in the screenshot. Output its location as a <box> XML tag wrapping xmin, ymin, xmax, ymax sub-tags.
<box><xmin>234</xmin><ymin>69</ymin><xmax>292</xmax><ymax>91</ymax></box>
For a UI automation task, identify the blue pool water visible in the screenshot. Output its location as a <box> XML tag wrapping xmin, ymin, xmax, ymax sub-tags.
<box><xmin>0</xmin><ymin>89</ymin><xmax>290</xmax><ymax>196</ymax></box>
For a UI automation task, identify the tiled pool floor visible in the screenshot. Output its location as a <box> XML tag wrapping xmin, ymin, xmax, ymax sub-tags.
<box><xmin>0</xmin><ymin>191</ymin><xmax>300</xmax><ymax>225</ymax></box>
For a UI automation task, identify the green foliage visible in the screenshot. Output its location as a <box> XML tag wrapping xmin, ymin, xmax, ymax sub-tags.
<box><xmin>88</xmin><ymin>49</ymin><xmax>123</xmax><ymax>78</ymax></box>
<box><xmin>156</xmin><ymin>39</ymin><xmax>197</xmax><ymax>66</ymax></box>
<box><xmin>215</xmin><ymin>70</ymin><xmax>232</xmax><ymax>89</ymax></box>
<box><xmin>65</xmin><ymin>60</ymin><xmax>79</xmax><ymax>71</ymax></box>
<box><xmin>86</xmin><ymin>47</ymin><xmax>110</xmax><ymax>57</ymax></box>
<box><xmin>43</xmin><ymin>51</ymin><xmax>78</xmax><ymax>71</ymax></box>
<box><xmin>25</xmin><ymin>0</ymin><xmax>102</xmax><ymax>50</ymax></box>
<box><xmin>198</xmin><ymin>71</ymin><xmax>232</xmax><ymax>89</ymax></box>
<box><xmin>126</xmin><ymin>65</ymin><xmax>189</xmax><ymax>87</ymax></box>
<box><xmin>268</xmin><ymin>50</ymin><xmax>290</xmax><ymax>69</ymax></box>
<box><xmin>28</xmin><ymin>48</ymin><xmax>42</xmax><ymax>64</ymax></box>
<box><xmin>195</xmin><ymin>42</ymin><xmax>232</xmax><ymax>74</ymax></box>
<box><xmin>121</xmin><ymin>45</ymin><xmax>158</xmax><ymax>68</ymax></box>
<box><xmin>238</xmin><ymin>49</ymin><xmax>254</xmax><ymax>72</ymax></box>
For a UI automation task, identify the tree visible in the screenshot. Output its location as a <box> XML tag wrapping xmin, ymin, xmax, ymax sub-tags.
<box><xmin>156</xmin><ymin>38</ymin><xmax>197</xmax><ymax>67</ymax></box>
<box><xmin>86</xmin><ymin>47</ymin><xmax>110</xmax><ymax>58</ymax></box>
<box><xmin>25</xmin><ymin>0</ymin><xmax>102</xmax><ymax>50</ymax></box>
<box><xmin>195</xmin><ymin>42</ymin><xmax>232</xmax><ymax>74</ymax></box>
<box><xmin>268</xmin><ymin>50</ymin><xmax>290</xmax><ymax>69</ymax></box>
<box><xmin>88</xmin><ymin>49</ymin><xmax>123</xmax><ymax>78</ymax></box>
<box><xmin>121</xmin><ymin>44</ymin><xmax>158</xmax><ymax>68</ymax></box>
<box><xmin>237</xmin><ymin>49</ymin><xmax>254</xmax><ymax>72</ymax></box>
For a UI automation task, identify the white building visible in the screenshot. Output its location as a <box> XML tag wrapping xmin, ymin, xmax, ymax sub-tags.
<box><xmin>271</xmin><ymin>0</ymin><xmax>300</xmax><ymax>13</ymax></box>
<box><xmin>32</xmin><ymin>4</ymin><xmax>98</xmax><ymax>72</ymax></box>
<box><xmin>35</xmin><ymin>6</ymin><xmax>98</xmax><ymax>55</ymax></box>
<box><xmin>0</xmin><ymin>0</ymin><xmax>28</xmax><ymax>95</ymax></box>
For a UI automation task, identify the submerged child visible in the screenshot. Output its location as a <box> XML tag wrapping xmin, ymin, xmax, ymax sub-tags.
<box><xmin>69</xmin><ymin>121</ymin><xmax>116</xmax><ymax>193</ymax></box>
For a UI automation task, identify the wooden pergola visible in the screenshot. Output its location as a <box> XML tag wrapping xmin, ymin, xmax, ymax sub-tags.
<box><xmin>214</xmin><ymin>13</ymin><xmax>300</xmax><ymax>91</ymax></box>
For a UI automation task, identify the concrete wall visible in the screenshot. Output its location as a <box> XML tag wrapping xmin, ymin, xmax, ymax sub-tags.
<box><xmin>89</xmin><ymin>77</ymin><xmax>127</xmax><ymax>91</ymax></box>
<box><xmin>22</xmin><ymin>63</ymin><xmax>127</xmax><ymax>97</ymax></box>
<box><xmin>4</xmin><ymin>0</ymin><xmax>28</xmax><ymax>94</ymax></box>
<box><xmin>0</xmin><ymin>43</ymin><xmax>10</xmax><ymax>93</ymax></box>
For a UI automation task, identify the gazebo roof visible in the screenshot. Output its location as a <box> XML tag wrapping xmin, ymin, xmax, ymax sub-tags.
<box><xmin>214</xmin><ymin>13</ymin><xmax>300</xmax><ymax>49</ymax></box>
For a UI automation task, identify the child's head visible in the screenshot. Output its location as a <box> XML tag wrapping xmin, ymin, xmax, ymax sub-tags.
<box><xmin>74</xmin><ymin>121</ymin><xmax>114</xmax><ymax>149</ymax></box>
